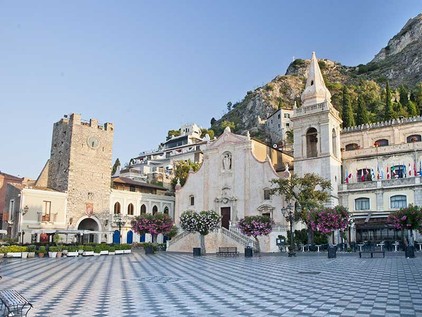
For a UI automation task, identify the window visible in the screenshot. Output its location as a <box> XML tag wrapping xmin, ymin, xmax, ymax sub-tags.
<box><xmin>130</xmin><ymin>186</ymin><xmax>135</xmax><ymax>192</ymax></box>
<box><xmin>190</xmin><ymin>195</ymin><xmax>195</xmax><ymax>206</ymax></box>
<box><xmin>164</xmin><ymin>206</ymin><xmax>169</xmax><ymax>215</ymax></box>
<box><xmin>140</xmin><ymin>204</ymin><xmax>146</xmax><ymax>214</ymax></box>
<box><xmin>355</xmin><ymin>198</ymin><xmax>370</xmax><ymax>211</ymax></box>
<box><xmin>345</xmin><ymin>143</ymin><xmax>359</xmax><ymax>151</ymax></box>
<box><xmin>332</xmin><ymin>128</ymin><xmax>337</xmax><ymax>158</ymax></box>
<box><xmin>374</xmin><ymin>139</ymin><xmax>389</xmax><ymax>147</ymax></box>
<box><xmin>264</xmin><ymin>189</ymin><xmax>271</xmax><ymax>200</ymax></box>
<box><xmin>114</xmin><ymin>202</ymin><xmax>121</xmax><ymax>215</ymax></box>
<box><xmin>152</xmin><ymin>206</ymin><xmax>158</xmax><ymax>215</ymax></box>
<box><xmin>87</xmin><ymin>192</ymin><xmax>94</xmax><ymax>200</ymax></box>
<box><xmin>407</xmin><ymin>134</ymin><xmax>421</xmax><ymax>143</ymax></box>
<box><xmin>390</xmin><ymin>195</ymin><xmax>407</xmax><ymax>209</ymax></box>
<box><xmin>306</xmin><ymin>128</ymin><xmax>318</xmax><ymax>158</ymax></box>
<box><xmin>127</xmin><ymin>203</ymin><xmax>134</xmax><ymax>216</ymax></box>
<box><xmin>42</xmin><ymin>201</ymin><xmax>51</xmax><ymax>221</ymax></box>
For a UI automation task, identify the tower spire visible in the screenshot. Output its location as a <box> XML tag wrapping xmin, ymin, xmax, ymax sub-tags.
<box><xmin>300</xmin><ymin>52</ymin><xmax>331</xmax><ymax>107</ymax></box>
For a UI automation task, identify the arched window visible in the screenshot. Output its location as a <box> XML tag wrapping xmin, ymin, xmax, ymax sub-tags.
<box><xmin>374</xmin><ymin>139</ymin><xmax>389</xmax><ymax>147</ymax></box>
<box><xmin>114</xmin><ymin>202</ymin><xmax>121</xmax><ymax>215</ymax></box>
<box><xmin>355</xmin><ymin>198</ymin><xmax>370</xmax><ymax>211</ymax></box>
<box><xmin>152</xmin><ymin>205</ymin><xmax>158</xmax><ymax>215</ymax></box>
<box><xmin>306</xmin><ymin>127</ymin><xmax>318</xmax><ymax>158</ymax></box>
<box><xmin>407</xmin><ymin>134</ymin><xmax>421</xmax><ymax>143</ymax></box>
<box><xmin>345</xmin><ymin>143</ymin><xmax>359</xmax><ymax>151</ymax></box>
<box><xmin>222</xmin><ymin>152</ymin><xmax>232</xmax><ymax>170</ymax></box>
<box><xmin>127</xmin><ymin>203</ymin><xmax>134</xmax><ymax>216</ymax></box>
<box><xmin>390</xmin><ymin>195</ymin><xmax>407</xmax><ymax>209</ymax></box>
<box><xmin>140</xmin><ymin>204</ymin><xmax>146</xmax><ymax>214</ymax></box>
<box><xmin>163</xmin><ymin>206</ymin><xmax>169</xmax><ymax>215</ymax></box>
<box><xmin>332</xmin><ymin>128</ymin><xmax>337</xmax><ymax>158</ymax></box>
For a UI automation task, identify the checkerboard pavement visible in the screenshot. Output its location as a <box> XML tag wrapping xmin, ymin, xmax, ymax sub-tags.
<box><xmin>1</xmin><ymin>252</ymin><xmax>422</xmax><ymax>316</ymax></box>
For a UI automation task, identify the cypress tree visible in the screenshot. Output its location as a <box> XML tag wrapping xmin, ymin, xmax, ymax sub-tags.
<box><xmin>356</xmin><ymin>95</ymin><xmax>370</xmax><ymax>126</ymax></box>
<box><xmin>342</xmin><ymin>86</ymin><xmax>355</xmax><ymax>127</ymax></box>
<box><xmin>384</xmin><ymin>82</ymin><xmax>394</xmax><ymax>121</ymax></box>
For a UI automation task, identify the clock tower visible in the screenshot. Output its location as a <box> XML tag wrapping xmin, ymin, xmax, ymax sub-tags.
<box><xmin>48</xmin><ymin>113</ymin><xmax>114</xmax><ymax>228</ymax></box>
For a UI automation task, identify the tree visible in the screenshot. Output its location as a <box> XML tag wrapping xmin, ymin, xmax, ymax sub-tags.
<box><xmin>271</xmin><ymin>173</ymin><xmax>331</xmax><ymax>244</ymax></box>
<box><xmin>111</xmin><ymin>158</ymin><xmax>121</xmax><ymax>175</ymax></box>
<box><xmin>131</xmin><ymin>213</ymin><xmax>174</xmax><ymax>242</ymax></box>
<box><xmin>179</xmin><ymin>210</ymin><xmax>221</xmax><ymax>254</ymax></box>
<box><xmin>171</xmin><ymin>160</ymin><xmax>202</xmax><ymax>190</ymax></box>
<box><xmin>387</xmin><ymin>205</ymin><xmax>422</xmax><ymax>248</ymax></box>
<box><xmin>384</xmin><ymin>82</ymin><xmax>395</xmax><ymax>121</ymax></box>
<box><xmin>166</xmin><ymin>129</ymin><xmax>181</xmax><ymax>140</ymax></box>
<box><xmin>227</xmin><ymin>102</ymin><xmax>232</xmax><ymax>112</ymax></box>
<box><xmin>341</xmin><ymin>86</ymin><xmax>355</xmax><ymax>128</ymax></box>
<box><xmin>238</xmin><ymin>215</ymin><xmax>273</xmax><ymax>252</ymax></box>
<box><xmin>200</xmin><ymin>128</ymin><xmax>215</xmax><ymax>140</ymax></box>
<box><xmin>355</xmin><ymin>95</ymin><xmax>370</xmax><ymax>126</ymax></box>
<box><xmin>210</xmin><ymin>117</ymin><xmax>216</xmax><ymax>126</ymax></box>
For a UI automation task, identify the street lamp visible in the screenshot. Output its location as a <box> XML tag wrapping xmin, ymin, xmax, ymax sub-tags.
<box><xmin>113</xmin><ymin>214</ymin><xmax>126</xmax><ymax>244</ymax></box>
<box><xmin>281</xmin><ymin>203</ymin><xmax>296</xmax><ymax>257</ymax></box>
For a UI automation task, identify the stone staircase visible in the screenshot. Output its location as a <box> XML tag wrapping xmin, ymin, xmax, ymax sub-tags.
<box><xmin>220</xmin><ymin>227</ymin><xmax>259</xmax><ymax>250</ymax></box>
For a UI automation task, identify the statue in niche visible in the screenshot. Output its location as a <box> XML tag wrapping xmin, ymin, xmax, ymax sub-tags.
<box><xmin>222</xmin><ymin>152</ymin><xmax>232</xmax><ymax>170</ymax></box>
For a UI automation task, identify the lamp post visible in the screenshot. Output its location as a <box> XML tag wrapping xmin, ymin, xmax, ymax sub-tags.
<box><xmin>113</xmin><ymin>214</ymin><xmax>126</xmax><ymax>244</ymax></box>
<box><xmin>281</xmin><ymin>203</ymin><xmax>296</xmax><ymax>257</ymax></box>
<box><xmin>19</xmin><ymin>205</ymin><xmax>29</xmax><ymax>244</ymax></box>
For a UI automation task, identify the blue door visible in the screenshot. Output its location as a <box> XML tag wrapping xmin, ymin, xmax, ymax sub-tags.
<box><xmin>113</xmin><ymin>230</ymin><xmax>120</xmax><ymax>244</ymax></box>
<box><xmin>140</xmin><ymin>234</ymin><xmax>146</xmax><ymax>242</ymax></box>
<box><xmin>127</xmin><ymin>230</ymin><xmax>133</xmax><ymax>244</ymax></box>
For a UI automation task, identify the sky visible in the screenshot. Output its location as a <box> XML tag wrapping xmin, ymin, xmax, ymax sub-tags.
<box><xmin>1</xmin><ymin>1</ymin><xmax>422</xmax><ymax>179</ymax></box>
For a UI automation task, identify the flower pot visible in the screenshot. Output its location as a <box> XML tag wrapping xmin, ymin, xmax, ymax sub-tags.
<box><xmin>7</xmin><ymin>252</ymin><xmax>22</xmax><ymax>258</ymax></box>
<box><xmin>145</xmin><ymin>246</ymin><xmax>154</xmax><ymax>254</ymax></box>
<box><xmin>99</xmin><ymin>251</ymin><xmax>109</xmax><ymax>255</ymax></box>
<box><xmin>48</xmin><ymin>252</ymin><xmax>57</xmax><ymax>258</ymax></box>
<box><xmin>27</xmin><ymin>252</ymin><xmax>36</xmax><ymax>258</ymax></box>
<box><xmin>123</xmin><ymin>250</ymin><xmax>132</xmax><ymax>254</ymax></box>
<box><xmin>21</xmin><ymin>252</ymin><xmax>28</xmax><ymax>259</ymax></box>
<box><xmin>66</xmin><ymin>251</ymin><xmax>79</xmax><ymax>257</ymax></box>
<box><xmin>82</xmin><ymin>251</ymin><xmax>94</xmax><ymax>256</ymax></box>
<box><xmin>115</xmin><ymin>250</ymin><xmax>124</xmax><ymax>255</ymax></box>
<box><xmin>38</xmin><ymin>253</ymin><xmax>45</xmax><ymax>258</ymax></box>
<box><xmin>56</xmin><ymin>252</ymin><xmax>63</xmax><ymax>258</ymax></box>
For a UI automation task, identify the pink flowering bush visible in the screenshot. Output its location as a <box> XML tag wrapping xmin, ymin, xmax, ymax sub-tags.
<box><xmin>308</xmin><ymin>206</ymin><xmax>349</xmax><ymax>234</ymax></box>
<box><xmin>238</xmin><ymin>215</ymin><xmax>274</xmax><ymax>252</ymax></box>
<box><xmin>238</xmin><ymin>215</ymin><xmax>274</xmax><ymax>238</ymax></box>
<box><xmin>131</xmin><ymin>213</ymin><xmax>174</xmax><ymax>236</ymax></box>
<box><xmin>387</xmin><ymin>205</ymin><xmax>422</xmax><ymax>231</ymax></box>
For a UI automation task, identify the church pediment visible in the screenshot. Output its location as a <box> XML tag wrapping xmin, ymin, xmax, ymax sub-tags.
<box><xmin>208</xmin><ymin>127</ymin><xmax>249</xmax><ymax>149</ymax></box>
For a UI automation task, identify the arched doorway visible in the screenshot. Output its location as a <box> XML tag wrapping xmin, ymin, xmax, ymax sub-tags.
<box><xmin>77</xmin><ymin>218</ymin><xmax>99</xmax><ymax>243</ymax></box>
<box><xmin>127</xmin><ymin>230</ymin><xmax>133</xmax><ymax>244</ymax></box>
<box><xmin>113</xmin><ymin>230</ymin><xmax>120</xmax><ymax>244</ymax></box>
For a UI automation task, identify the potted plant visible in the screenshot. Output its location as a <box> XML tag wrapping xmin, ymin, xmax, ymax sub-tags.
<box><xmin>82</xmin><ymin>245</ymin><xmax>94</xmax><ymax>256</ymax></box>
<box><xmin>21</xmin><ymin>245</ymin><xmax>29</xmax><ymax>258</ymax></box>
<box><xmin>108</xmin><ymin>246</ymin><xmax>115</xmax><ymax>255</ymax></box>
<box><xmin>99</xmin><ymin>244</ymin><xmax>109</xmax><ymax>255</ymax></box>
<box><xmin>7</xmin><ymin>245</ymin><xmax>24</xmax><ymax>258</ymax></box>
<box><xmin>38</xmin><ymin>246</ymin><xmax>47</xmax><ymax>258</ymax></box>
<box><xmin>66</xmin><ymin>246</ymin><xmax>79</xmax><ymax>257</ymax></box>
<box><xmin>0</xmin><ymin>246</ymin><xmax>6</xmax><ymax>258</ymax></box>
<box><xmin>48</xmin><ymin>246</ymin><xmax>58</xmax><ymax>258</ymax></box>
<box><xmin>143</xmin><ymin>242</ymin><xmax>155</xmax><ymax>255</ymax></box>
<box><xmin>123</xmin><ymin>244</ymin><xmax>132</xmax><ymax>254</ymax></box>
<box><xmin>27</xmin><ymin>245</ymin><xmax>36</xmax><ymax>258</ymax></box>
<box><xmin>94</xmin><ymin>246</ymin><xmax>101</xmax><ymax>256</ymax></box>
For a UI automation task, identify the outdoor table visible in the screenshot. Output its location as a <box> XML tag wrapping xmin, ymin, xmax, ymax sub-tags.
<box><xmin>357</xmin><ymin>244</ymin><xmax>365</xmax><ymax>252</ymax></box>
<box><xmin>315</xmin><ymin>245</ymin><xmax>322</xmax><ymax>252</ymax></box>
<box><xmin>394</xmin><ymin>241</ymin><xmax>399</xmax><ymax>252</ymax></box>
<box><xmin>376</xmin><ymin>243</ymin><xmax>385</xmax><ymax>251</ymax></box>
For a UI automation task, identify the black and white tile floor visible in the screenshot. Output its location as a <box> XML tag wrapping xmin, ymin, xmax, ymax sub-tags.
<box><xmin>1</xmin><ymin>252</ymin><xmax>422</xmax><ymax>316</ymax></box>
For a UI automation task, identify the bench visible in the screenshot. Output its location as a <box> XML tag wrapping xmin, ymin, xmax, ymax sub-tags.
<box><xmin>359</xmin><ymin>250</ymin><xmax>385</xmax><ymax>258</ymax></box>
<box><xmin>0</xmin><ymin>290</ymin><xmax>33</xmax><ymax>317</ymax></box>
<box><xmin>216</xmin><ymin>247</ymin><xmax>239</xmax><ymax>256</ymax></box>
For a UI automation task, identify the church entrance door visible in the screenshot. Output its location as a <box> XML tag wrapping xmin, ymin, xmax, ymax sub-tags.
<box><xmin>221</xmin><ymin>207</ymin><xmax>230</xmax><ymax>230</ymax></box>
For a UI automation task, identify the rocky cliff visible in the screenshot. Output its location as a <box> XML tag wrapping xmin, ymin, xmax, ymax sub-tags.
<box><xmin>211</xmin><ymin>13</ymin><xmax>422</xmax><ymax>138</ymax></box>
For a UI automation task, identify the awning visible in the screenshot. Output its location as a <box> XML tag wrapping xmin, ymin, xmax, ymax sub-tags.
<box><xmin>354</xmin><ymin>217</ymin><xmax>388</xmax><ymax>230</ymax></box>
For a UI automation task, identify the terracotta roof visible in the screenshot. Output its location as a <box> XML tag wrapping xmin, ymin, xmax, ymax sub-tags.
<box><xmin>112</xmin><ymin>177</ymin><xmax>167</xmax><ymax>191</ymax></box>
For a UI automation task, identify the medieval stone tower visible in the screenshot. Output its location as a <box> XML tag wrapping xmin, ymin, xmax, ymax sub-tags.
<box><xmin>47</xmin><ymin>113</ymin><xmax>114</xmax><ymax>229</ymax></box>
<box><xmin>291</xmin><ymin>52</ymin><xmax>342</xmax><ymax>206</ymax></box>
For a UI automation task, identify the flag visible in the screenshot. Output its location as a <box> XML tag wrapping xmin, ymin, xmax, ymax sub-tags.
<box><xmin>377</xmin><ymin>164</ymin><xmax>381</xmax><ymax>180</ymax></box>
<box><xmin>414</xmin><ymin>161</ymin><xmax>417</xmax><ymax>176</ymax></box>
<box><xmin>391</xmin><ymin>165</ymin><xmax>396</xmax><ymax>178</ymax></box>
<box><xmin>345</xmin><ymin>170</ymin><xmax>349</xmax><ymax>184</ymax></box>
<box><xmin>387</xmin><ymin>166</ymin><xmax>390</xmax><ymax>179</ymax></box>
<box><xmin>408</xmin><ymin>163</ymin><xmax>412</xmax><ymax>176</ymax></box>
<box><xmin>371</xmin><ymin>168</ymin><xmax>375</xmax><ymax>180</ymax></box>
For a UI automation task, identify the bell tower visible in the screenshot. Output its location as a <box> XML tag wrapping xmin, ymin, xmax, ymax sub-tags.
<box><xmin>291</xmin><ymin>52</ymin><xmax>342</xmax><ymax>206</ymax></box>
